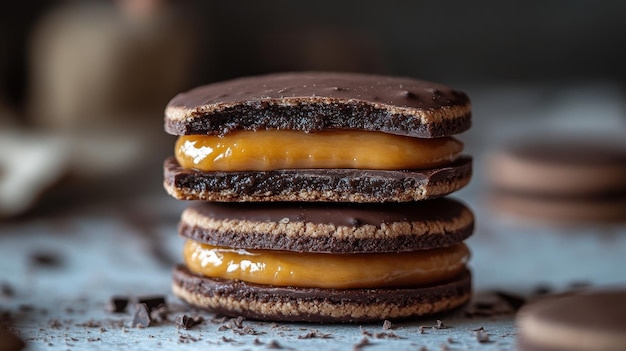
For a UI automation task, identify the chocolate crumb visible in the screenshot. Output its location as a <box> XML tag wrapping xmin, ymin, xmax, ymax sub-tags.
<box><xmin>373</xmin><ymin>332</ymin><xmax>403</xmax><ymax>339</ymax></box>
<box><xmin>419</xmin><ymin>347</ymin><xmax>428</xmax><ymax>351</ymax></box>
<box><xmin>233</xmin><ymin>325</ymin><xmax>264</xmax><ymax>336</ymax></box>
<box><xmin>150</xmin><ymin>305</ymin><xmax>169</xmax><ymax>323</ymax></box>
<box><xmin>18</xmin><ymin>304</ymin><xmax>34</xmax><ymax>312</ymax></box>
<box><xmin>131</xmin><ymin>303</ymin><xmax>151</xmax><ymax>328</ymax></box>
<box><xmin>76</xmin><ymin>320</ymin><xmax>101</xmax><ymax>328</ymax></box>
<box><xmin>87</xmin><ymin>337</ymin><xmax>101</xmax><ymax>342</ymax></box>
<box><xmin>494</xmin><ymin>291</ymin><xmax>526</xmax><ymax>311</ymax></box>
<box><xmin>382</xmin><ymin>320</ymin><xmax>393</xmax><ymax>330</ymax></box>
<box><xmin>221</xmin><ymin>336</ymin><xmax>234</xmax><ymax>343</ymax></box>
<box><xmin>266</xmin><ymin>340</ymin><xmax>283</xmax><ymax>349</ymax></box>
<box><xmin>297</xmin><ymin>330</ymin><xmax>332</xmax><ymax>339</ymax></box>
<box><xmin>359</xmin><ymin>326</ymin><xmax>373</xmax><ymax>337</ymax></box>
<box><xmin>0</xmin><ymin>282</ymin><xmax>14</xmax><ymax>298</ymax></box>
<box><xmin>47</xmin><ymin>319</ymin><xmax>62</xmax><ymax>329</ymax></box>
<box><xmin>175</xmin><ymin>315</ymin><xmax>203</xmax><ymax>330</ymax></box>
<box><xmin>106</xmin><ymin>296</ymin><xmax>129</xmax><ymax>313</ymax></box>
<box><xmin>476</xmin><ymin>330</ymin><xmax>491</xmax><ymax>343</ymax></box>
<box><xmin>30</xmin><ymin>251</ymin><xmax>63</xmax><ymax>268</ymax></box>
<box><xmin>447</xmin><ymin>338</ymin><xmax>455</xmax><ymax>344</ymax></box>
<box><xmin>440</xmin><ymin>345</ymin><xmax>450</xmax><ymax>351</ymax></box>
<box><xmin>434</xmin><ymin>320</ymin><xmax>447</xmax><ymax>329</ymax></box>
<box><xmin>137</xmin><ymin>296</ymin><xmax>166</xmax><ymax>313</ymax></box>
<box><xmin>353</xmin><ymin>337</ymin><xmax>372</xmax><ymax>351</ymax></box>
<box><xmin>471</xmin><ymin>326</ymin><xmax>485</xmax><ymax>332</ymax></box>
<box><xmin>233</xmin><ymin>316</ymin><xmax>244</xmax><ymax>328</ymax></box>
<box><xmin>178</xmin><ymin>334</ymin><xmax>199</xmax><ymax>343</ymax></box>
<box><xmin>254</xmin><ymin>338</ymin><xmax>264</xmax><ymax>345</ymax></box>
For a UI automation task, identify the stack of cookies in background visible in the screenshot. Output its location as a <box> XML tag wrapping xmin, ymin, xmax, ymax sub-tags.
<box><xmin>163</xmin><ymin>72</ymin><xmax>474</xmax><ymax>323</ymax></box>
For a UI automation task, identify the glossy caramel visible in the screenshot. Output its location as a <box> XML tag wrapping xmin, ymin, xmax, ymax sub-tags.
<box><xmin>183</xmin><ymin>240</ymin><xmax>469</xmax><ymax>289</ymax></box>
<box><xmin>175</xmin><ymin>130</ymin><xmax>462</xmax><ymax>171</ymax></box>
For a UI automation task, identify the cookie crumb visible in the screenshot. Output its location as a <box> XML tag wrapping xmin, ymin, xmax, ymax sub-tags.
<box><xmin>434</xmin><ymin>320</ymin><xmax>447</xmax><ymax>329</ymax></box>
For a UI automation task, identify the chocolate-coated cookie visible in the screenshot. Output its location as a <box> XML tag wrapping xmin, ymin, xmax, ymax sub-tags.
<box><xmin>178</xmin><ymin>197</ymin><xmax>474</xmax><ymax>253</ymax></box>
<box><xmin>165</xmin><ymin>72</ymin><xmax>471</xmax><ymax>138</ymax></box>
<box><xmin>173</xmin><ymin>265</ymin><xmax>471</xmax><ymax>323</ymax></box>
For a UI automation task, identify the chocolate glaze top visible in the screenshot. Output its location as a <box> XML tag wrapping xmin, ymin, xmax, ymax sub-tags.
<box><xmin>169</xmin><ymin>72</ymin><xmax>469</xmax><ymax>111</ymax></box>
<box><xmin>165</xmin><ymin>72</ymin><xmax>471</xmax><ymax>137</ymax></box>
<box><xmin>187</xmin><ymin>197</ymin><xmax>469</xmax><ymax>227</ymax></box>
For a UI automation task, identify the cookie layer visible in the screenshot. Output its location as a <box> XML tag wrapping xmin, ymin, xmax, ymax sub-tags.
<box><xmin>179</xmin><ymin>198</ymin><xmax>474</xmax><ymax>253</ymax></box>
<box><xmin>165</xmin><ymin>72</ymin><xmax>471</xmax><ymax>138</ymax></box>
<box><xmin>517</xmin><ymin>289</ymin><xmax>626</xmax><ymax>351</ymax></box>
<box><xmin>172</xmin><ymin>265</ymin><xmax>471</xmax><ymax>323</ymax></box>
<box><xmin>163</xmin><ymin>155</ymin><xmax>472</xmax><ymax>202</ymax></box>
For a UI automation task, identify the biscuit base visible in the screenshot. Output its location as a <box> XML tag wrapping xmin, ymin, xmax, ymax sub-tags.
<box><xmin>172</xmin><ymin>265</ymin><xmax>471</xmax><ymax>323</ymax></box>
<box><xmin>163</xmin><ymin>156</ymin><xmax>472</xmax><ymax>202</ymax></box>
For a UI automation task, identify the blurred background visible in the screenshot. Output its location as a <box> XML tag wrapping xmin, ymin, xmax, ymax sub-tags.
<box><xmin>1</xmin><ymin>3</ymin><xmax>626</xmax><ymax>348</ymax></box>
<box><xmin>0</xmin><ymin>0</ymin><xmax>625</xmax><ymax>216</ymax></box>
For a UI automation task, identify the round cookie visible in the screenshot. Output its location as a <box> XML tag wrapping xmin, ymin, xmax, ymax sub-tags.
<box><xmin>517</xmin><ymin>289</ymin><xmax>626</xmax><ymax>351</ymax></box>
<box><xmin>178</xmin><ymin>197</ymin><xmax>474</xmax><ymax>253</ymax></box>
<box><xmin>173</xmin><ymin>265</ymin><xmax>471</xmax><ymax>323</ymax></box>
<box><xmin>164</xmin><ymin>72</ymin><xmax>471</xmax><ymax>138</ymax></box>
<box><xmin>488</xmin><ymin>135</ymin><xmax>626</xmax><ymax>223</ymax></box>
<box><xmin>164</xmin><ymin>155</ymin><xmax>472</xmax><ymax>202</ymax></box>
<box><xmin>489</xmin><ymin>136</ymin><xmax>626</xmax><ymax>197</ymax></box>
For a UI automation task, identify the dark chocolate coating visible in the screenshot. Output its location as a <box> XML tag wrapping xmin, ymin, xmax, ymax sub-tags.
<box><xmin>179</xmin><ymin>198</ymin><xmax>474</xmax><ymax>253</ymax></box>
<box><xmin>163</xmin><ymin>155</ymin><xmax>472</xmax><ymax>202</ymax></box>
<box><xmin>165</xmin><ymin>72</ymin><xmax>471</xmax><ymax>138</ymax></box>
<box><xmin>172</xmin><ymin>265</ymin><xmax>472</xmax><ymax>323</ymax></box>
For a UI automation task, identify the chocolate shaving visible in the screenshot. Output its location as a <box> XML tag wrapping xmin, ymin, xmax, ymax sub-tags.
<box><xmin>0</xmin><ymin>282</ymin><xmax>15</xmax><ymax>298</ymax></box>
<box><xmin>353</xmin><ymin>337</ymin><xmax>372</xmax><ymax>351</ymax></box>
<box><xmin>175</xmin><ymin>315</ymin><xmax>203</xmax><ymax>330</ymax></box>
<box><xmin>373</xmin><ymin>332</ymin><xmax>403</xmax><ymax>339</ymax></box>
<box><xmin>137</xmin><ymin>296</ymin><xmax>166</xmax><ymax>313</ymax></box>
<box><xmin>30</xmin><ymin>251</ymin><xmax>63</xmax><ymax>268</ymax></box>
<box><xmin>150</xmin><ymin>305</ymin><xmax>169</xmax><ymax>323</ymax></box>
<box><xmin>470</xmin><ymin>326</ymin><xmax>484</xmax><ymax>332</ymax></box>
<box><xmin>476</xmin><ymin>330</ymin><xmax>491</xmax><ymax>343</ymax></box>
<box><xmin>131</xmin><ymin>303</ymin><xmax>151</xmax><ymax>328</ymax></box>
<box><xmin>266</xmin><ymin>340</ymin><xmax>283</xmax><ymax>349</ymax></box>
<box><xmin>298</xmin><ymin>330</ymin><xmax>333</xmax><ymax>339</ymax></box>
<box><xmin>106</xmin><ymin>296</ymin><xmax>129</xmax><ymax>313</ymax></box>
<box><xmin>382</xmin><ymin>320</ymin><xmax>393</xmax><ymax>330</ymax></box>
<box><xmin>434</xmin><ymin>320</ymin><xmax>447</xmax><ymax>329</ymax></box>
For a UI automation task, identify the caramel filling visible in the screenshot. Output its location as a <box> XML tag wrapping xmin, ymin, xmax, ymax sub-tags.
<box><xmin>183</xmin><ymin>240</ymin><xmax>469</xmax><ymax>289</ymax></box>
<box><xmin>175</xmin><ymin>130</ymin><xmax>462</xmax><ymax>171</ymax></box>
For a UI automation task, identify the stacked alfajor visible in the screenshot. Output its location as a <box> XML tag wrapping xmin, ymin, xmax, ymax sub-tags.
<box><xmin>163</xmin><ymin>72</ymin><xmax>474</xmax><ymax>322</ymax></box>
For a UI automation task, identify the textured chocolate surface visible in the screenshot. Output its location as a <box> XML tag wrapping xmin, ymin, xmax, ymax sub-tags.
<box><xmin>179</xmin><ymin>198</ymin><xmax>474</xmax><ymax>253</ymax></box>
<box><xmin>172</xmin><ymin>265</ymin><xmax>471</xmax><ymax>323</ymax></box>
<box><xmin>163</xmin><ymin>155</ymin><xmax>472</xmax><ymax>202</ymax></box>
<box><xmin>165</xmin><ymin>72</ymin><xmax>471</xmax><ymax>138</ymax></box>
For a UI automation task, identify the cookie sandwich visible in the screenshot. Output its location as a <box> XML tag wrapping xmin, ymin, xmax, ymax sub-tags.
<box><xmin>164</xmin><ymin>72</ymin><xmax>474</xmax><ymax>322</ymax></box>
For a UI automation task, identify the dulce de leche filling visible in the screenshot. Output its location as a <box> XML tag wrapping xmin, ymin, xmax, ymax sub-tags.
<box><xmin>175</xmin><ymin>130</ymin><xmax>463</xmax><ymax>171</ymax></box>
<box><xmin>183</xmin><ymin>240</ymin><xmax>469</xmax><ymax>289</ymax></box>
